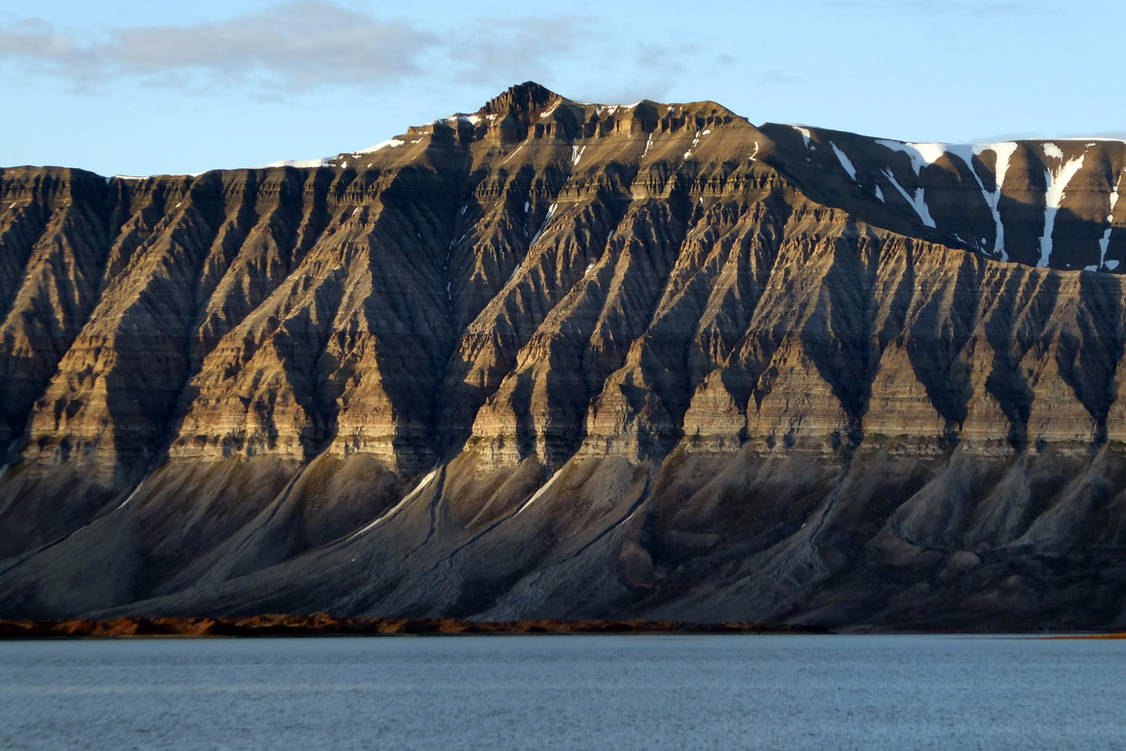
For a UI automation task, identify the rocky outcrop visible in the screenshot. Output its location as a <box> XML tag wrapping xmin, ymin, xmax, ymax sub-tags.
<box><xmin>2</xmin><ymin>82</ymin><xmax>1125</xmax><ymax>631</ymax></box>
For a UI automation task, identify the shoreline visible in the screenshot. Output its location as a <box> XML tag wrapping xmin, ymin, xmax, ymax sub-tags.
<box><xmin>2</xmin><ymin>616</ymin><xmax>1121</xmax><ymax>640</ymax></box>
<box><xmin>0</xmin><ymin>615</ymin><xmax>829</xmax><ymax>639</ymax></box>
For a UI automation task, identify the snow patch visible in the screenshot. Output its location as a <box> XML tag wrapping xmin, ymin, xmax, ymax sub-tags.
<box><xmin>642</xmin><ymin>133</ymin><xmax>655</xmax><ymax>157</ymax></box>
<box><xmin>1042</xmin><ymin>142</ymin><xmax>1064</xmax><ymax>160</ymax></box>
<box><xmin>875</xmin><ymin>139</ymin><xmax>948</xmax><ymax>173</ymax></box>
<box><xmin>829</xmin><ymin>142</ymin><xmax>856</xmax><ymax>180</ymax></box>
<box><xmin>571</xmin><ymin>144</ymin><xmax>587</xmax><ymax>166</ymax></box>
<box><xmin>792</xmin><ymin>126</ymin><xmax>812</xmax><ymax>147</ymax></box>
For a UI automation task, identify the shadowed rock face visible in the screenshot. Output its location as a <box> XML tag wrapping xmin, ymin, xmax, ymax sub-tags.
<box><xmin>2</xmin><ymin>82</ymin><xmax>1126</xmax><ymax>631</ymax></box>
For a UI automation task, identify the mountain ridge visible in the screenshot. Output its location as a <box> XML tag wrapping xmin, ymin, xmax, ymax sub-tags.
<box><xmin>1</xmin><ymin>82</ymin><xmax>1125</xmax><ymax>630</ymax></box>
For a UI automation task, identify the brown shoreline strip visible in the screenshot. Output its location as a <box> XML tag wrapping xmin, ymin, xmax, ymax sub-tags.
<box><xmin>0</xmin><ymin>615</ymin><xmax>830</xmax><ymax>639</ymax></box>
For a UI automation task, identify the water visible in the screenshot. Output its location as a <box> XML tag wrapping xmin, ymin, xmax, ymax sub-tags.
<box><xmin>0</xmin><ymin>634</ymin><xmax>1122</xmax><ymax>750</ymax></box>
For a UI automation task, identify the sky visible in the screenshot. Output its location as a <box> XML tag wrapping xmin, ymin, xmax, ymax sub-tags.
<box><xmin>1</xmin><ymin>0</ymin><xmax>1123</xmax><ymax>176</ymax></box>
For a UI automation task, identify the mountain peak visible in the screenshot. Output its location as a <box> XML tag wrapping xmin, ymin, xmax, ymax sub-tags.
<box><xmin>481</xmin><ymin>81</ymin><xmax>561</xmax><ymax>118</ymax></box>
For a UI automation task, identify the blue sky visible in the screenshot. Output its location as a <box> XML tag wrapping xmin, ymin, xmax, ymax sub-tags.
<box><xmin>1</xmin><ymin>0</ymin><xmax>1122</xmax><ymax>176</ymax></box>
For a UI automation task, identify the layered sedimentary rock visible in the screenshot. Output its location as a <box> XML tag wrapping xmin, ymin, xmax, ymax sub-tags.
<box><xmin>2</xmin><ymin>82</ymin><xmax>1125</xmax><ymax>630</ymax></box>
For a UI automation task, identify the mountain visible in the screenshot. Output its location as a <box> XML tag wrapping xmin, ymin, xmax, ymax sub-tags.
<box><xmin>1</xmin><ymin>82</ymin><xmax>1125</xmax><ymax>630</ymax></box>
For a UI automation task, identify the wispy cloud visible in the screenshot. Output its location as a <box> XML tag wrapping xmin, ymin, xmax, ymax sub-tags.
<box><xmin>0</xmin><ymin>2</ymin><xmax>602</xmax><ymax>95</ymax></box>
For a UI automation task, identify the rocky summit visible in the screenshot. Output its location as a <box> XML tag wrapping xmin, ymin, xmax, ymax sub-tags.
<box><xmin>2</xmin><ymin>82</ymin><xmax>1125</xmax><ymax>631</ymax></box>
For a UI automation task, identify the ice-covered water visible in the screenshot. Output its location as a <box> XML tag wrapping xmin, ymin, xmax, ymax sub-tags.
<box><xmin>0</xmin><ymin>634</ymin><xmax>1122</xmax><ymax>749</ymax></box>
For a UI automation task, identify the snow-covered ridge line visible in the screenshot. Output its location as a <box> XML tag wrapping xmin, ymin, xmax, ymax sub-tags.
<box><xmin>355</xmin><ymin>138</ymin><xmax>405</xmax><ymax>154</ymax></box>
<box><xmin>261</xmin><ymin>158</ymin><xmax>331</xmax><ymax>169</ymax></box>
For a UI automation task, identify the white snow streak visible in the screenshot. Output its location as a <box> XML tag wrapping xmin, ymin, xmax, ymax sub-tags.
<box><xmin>501</xmin><ymin>141</ymin><xmax>527</xmax><ymax>165</ymax></box>
<box><xmin>528</xmin><ymin>202</ymin><xmax>557</xmax><ymax>246</ymax></box>
<box><xmin>642</xmin><ymin>133</ymin><xmax>655</xmax><ymax>157</ymax></box>
<box><xmin>829</xmin><ymin>142</ymin><xmax>856</xmax><ymax>180</ymax></box>
<box><xmin>867</xmin><ymin>139</ymin><xmax>1018</xmax><ymax>256</ymax></box>
<box><xmin>683</xmin><ymin>130</ymin><xmax>704</xmax><ymax>159</ymax></box>
<box><xmin>514</xmin><ymin>468</ymin><xmax>564</xmax><ymax>517</ymax></box>
<box><xmin>882</xmin><ymin>168</ymin><xmax>936</xmax><ymax>227</ymax></box>
<box><xmin>792</xmin><ymin>126</ymin><xmax>812</xmax><ymax>147</ymax></box>
<box><xmin>873</xmin><ymin>139</ymin><xmax>956</xmax><ymax>228</ymax></box>
<box><xmin>1039</xmin><ymin>150</ymin><xmax>1088</xmax><ymax>267</ymax></box>
<box><xmin>1098</xmin><ymin>169</ymin><xmax>1123</xmax><ymax>267</ymax></box>
<box><xmin>345</xmin><ymin>469</ymin><xmax>438</xmax><ymax>541</ymax></box>
<box><xmin>971</xmin><ymin>142</ymin><xmax>1018</xmax><ymax>261</ymax></box>
<box><xmin>571</xmin><ymin>144</ymin><xmax>587</xmax><ymax>166</ymax></box>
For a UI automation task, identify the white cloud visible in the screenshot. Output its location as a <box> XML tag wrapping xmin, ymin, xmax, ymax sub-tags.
<box><xmin>0</xmin><ymin>3</ymin><xmax>574</xmax><ymax>94</ymax></box>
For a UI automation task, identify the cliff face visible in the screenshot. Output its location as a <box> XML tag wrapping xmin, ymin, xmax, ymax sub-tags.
<box><xmin>2</xmin><ymin>82</ymin><xmax>1125</xmax><ymax>630</ymax></box>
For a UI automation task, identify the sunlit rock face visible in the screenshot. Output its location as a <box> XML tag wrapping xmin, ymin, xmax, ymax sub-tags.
<box><xmin>2</xmin><ymin>82</ymin><xmax>1125</xmax><ymax>631</ymax></box>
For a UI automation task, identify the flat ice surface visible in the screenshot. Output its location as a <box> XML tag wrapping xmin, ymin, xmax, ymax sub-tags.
<box><xmin>1</xmin><ymin>635</ymin><xmax>1123</xmax><ymax>750</ymax></box>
